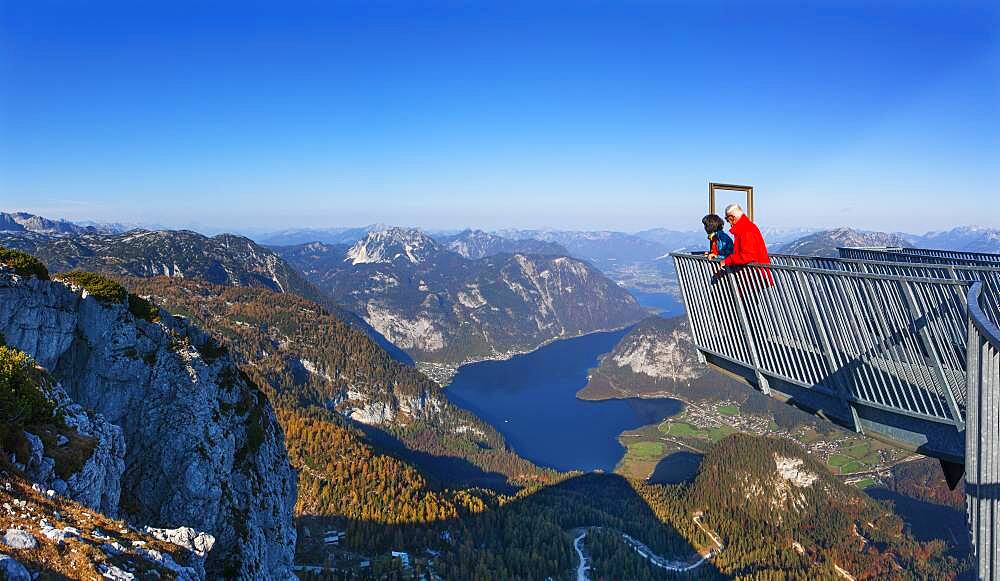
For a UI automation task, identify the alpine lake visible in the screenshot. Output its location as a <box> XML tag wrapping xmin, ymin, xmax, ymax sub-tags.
<box><xmin>444</xmin><ymin>291</ymin><xmax>688</xmax><ymax>475</ymax></box>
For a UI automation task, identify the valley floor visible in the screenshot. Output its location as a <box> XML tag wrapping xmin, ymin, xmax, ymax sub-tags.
<box><xmin>614</xmin><ymin>396</ymin><xmax>915</xmax><ymax>488</ymax></box>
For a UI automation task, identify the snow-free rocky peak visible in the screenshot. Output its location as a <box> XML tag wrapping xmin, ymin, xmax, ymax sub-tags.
<box><xmin>610</xmin><ymin>322</ymin><xmax>703</xmax><ymax>382</ymax></box>
<box><xmin>0</xmin><ymin>212</ymin><xmax>94</xmax><ymax>235</ymax></box>
<box><xmin>780</xmin><ymin>227</ymin><xmax>913</xmax><ymax>257</ymax></box>
<box><xmin>0</xmin><ymin>269</ymin><xmax>298</xmax><ymax>578</ymax></box>
<box><xmin>345</xmin><ymin>227</ymin><xmax>441</xmax><ymax>265</ymax></box>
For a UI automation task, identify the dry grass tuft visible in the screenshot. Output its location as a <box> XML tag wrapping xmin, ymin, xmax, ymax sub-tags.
<box><xmin>0</xmin><ymin>458</ymin><xmax>194</xmax><ymax>580</ymax></box>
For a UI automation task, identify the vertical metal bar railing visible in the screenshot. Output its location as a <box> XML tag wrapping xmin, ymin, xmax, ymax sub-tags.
<box><xmin>727</xmin><ymin>267</ymin><xmax>771</xmax><ymax>394</ymax></box>
<box><xmin>904</xmin><ymin>247</ymin><xmax>1000</xmax><ymax>264</ymax></box>
<box><xmin>675</xmin><ymin>254</ymin><xmax>708</xmax><ymax>365</ymax></box>
<box><xmin>675</xmin><ymin>251</ymin><xmax>1000</xmax><ymax>580</ymax></box>
<box><xmin>796</xmin><ymin>269</ymin><xmax>859</xmax><ymax>428</ymax></box>
<box><xmin>902</xmin><ymin>281</ymin><xmax>965</xmax><ymax>426</ymax></box>
<box><xmin>839</xmin><ymin>246</ymin><xmax>1000</xmax><ymax>268</ymax></box>
<box><xmin>671</xmin><ymin>253</ymin><xmax>968</xmax><ymax>425</ymax></box>
<box><xmin>776</xmin><ymin>252</ymin><xmax>1000</xmax><ymax>330</ymax></box>
<box><xmin>966</xmin><ymin>282</ymin><xmax>1000</xmax><ymax>581</ymax></box>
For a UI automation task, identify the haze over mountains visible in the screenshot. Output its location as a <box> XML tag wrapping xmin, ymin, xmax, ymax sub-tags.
<box><xmin>6</xmin><ymin>208</ymin><xmax>1000</xmax><ymax>297</ymax></box>
<box><xmin>438</xmin><ymin>229</ymin><xmax>569</xmax><ymax>259</ymax></box>
<box><xmin>0</xmin><ymin>211</ymin><xmax>122</xmax><ymax>235</ymax></box>
<box><xmin>8</xmin><ymin>210</ymin><xmax>1000</xmax><ymax>258</ymax></box>
<box><xmin>256</xmin><ymin>225</ymin><xmax>389</xmax><ymax>247</ymax></box>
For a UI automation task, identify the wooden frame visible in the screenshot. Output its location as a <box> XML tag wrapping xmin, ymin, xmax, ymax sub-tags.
<box><xmin>709</xmin><ymin>182</ymin><xmax>754</xmax><ymax>222</ymax></box>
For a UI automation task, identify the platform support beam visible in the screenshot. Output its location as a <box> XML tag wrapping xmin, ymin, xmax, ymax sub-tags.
<box><xmin>966</xmin><ymin>287</ymin><xmax>1000</xmax><ymax>581</ymax></box>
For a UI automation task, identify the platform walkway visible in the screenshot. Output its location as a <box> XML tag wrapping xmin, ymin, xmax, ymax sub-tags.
<box><xmin>672</xmin><ymin>249</ymin><xmax>1000</xmax><ymax>580</ymax></box>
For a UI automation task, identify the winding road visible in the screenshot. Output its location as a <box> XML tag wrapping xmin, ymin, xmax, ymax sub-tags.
<box><xmin>572</xmin><ymin>516</ymin><xmax>723</xmax><ymax>580</ymax></box>
<box><xmin>574</xmin><ymin>531</ymin><xmax>590</xmax><ymax>581</ymax></box>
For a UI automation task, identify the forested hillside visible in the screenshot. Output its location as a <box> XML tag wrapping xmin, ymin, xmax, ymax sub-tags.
<box><xmin>121</xmin><ymin>276</ymin><xmax>553</xmax><ymax>490</ymax></box>
<box><xmin>689</xmin><ymin>434</ymin><xmax>966</xmax><ymax>578</ymax></box>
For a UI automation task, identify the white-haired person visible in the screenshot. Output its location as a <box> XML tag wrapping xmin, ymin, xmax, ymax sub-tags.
<box><xmin>718</xmin><ymin>203</ymin><xmax>770</xmax><ymax>268</ymax></box>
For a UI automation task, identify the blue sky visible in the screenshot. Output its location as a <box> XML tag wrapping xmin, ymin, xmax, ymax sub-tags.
<box><xmin>1</xmin><ymin>1</ymin><xmax>997</xmax><ymax>232</ymax></box>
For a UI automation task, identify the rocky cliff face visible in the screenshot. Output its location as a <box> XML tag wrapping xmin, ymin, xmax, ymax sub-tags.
<box><xmin>0</xmin><ymin>269</ymin><xmax>297</xmax><ymax>578</ymax></box>
<box><xmin>609</xmin><ymin>320</ymin><xmax>703</xmax><ymax>381</ymax></box>
<box><xmin>578</xmin><ymin>316</ymin><xmax>751</xmax><ymax>402</ymax></box>
<box><xmin>14</xmin><ymin>379</ymin><xmax>126</xmax><ymax>518</ymax></box>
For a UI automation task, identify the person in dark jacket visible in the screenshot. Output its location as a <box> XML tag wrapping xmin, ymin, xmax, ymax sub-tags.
<box><xmin>719</xmin><ymin>204</ymin><xmax>770</xmax><ymax>267</ymax></box>
<box><xmin>701</xmin><ymin>214</ymin><xmax>734</xmax><ymax>260</ymax></box>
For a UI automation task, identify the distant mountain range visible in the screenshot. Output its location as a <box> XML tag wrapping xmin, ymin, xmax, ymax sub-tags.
<box><xmin>636</xmin><ymin>226</ymin><xmax>817</xmax><ymax>250</ymax></box>
<box><xmin>777</xmin><ymin>227</ymin><xmax>915</xmax><ymax>257</ymax></box>
<box><xmin>909</xmin><ymin>226</ymin><xmax>1000</xmax><ymax>253</ymax></box>
<box><xmin>275</xmin><ymin>227</ymin><xmax>648</xmax><ymax>367</ymax></box>
<box><xmin>496</xmin><ymin>228</ymin><xmax>669</xmax><ymax>263</ymax></box>
<box><xmin>773</xmin><ymin>225</ymin><xmax>1000</xmax><ymax>258</ymax></box>
<box><xmin>0</xmin><ymin>211</ymin><xmax>123</xmax><ymax>235</ymax></box>
<box><xmin>438</xmin><ymin>229</ymin><xmax>569</xmax><ymax>259</ymax></box>
<box><xmin>7</xmin><ymin>208</ymin><xmax>1000</xmax><ymax>309</ymax></box>
<box><xmin>255</xmin><ymin>224</ymin><xmax>388</xmax><ymax>246</ymax></box>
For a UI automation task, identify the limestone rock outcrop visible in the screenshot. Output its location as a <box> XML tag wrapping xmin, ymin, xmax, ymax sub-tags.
<box><xmin>15</xmin><ymin>381</ymin><xmax>126</xmax><ymax>517</ymax></box>
<box><xmin>0</xmin><ymin>269</ymin><xmax>297</xmax><ymax>578</ymax></box>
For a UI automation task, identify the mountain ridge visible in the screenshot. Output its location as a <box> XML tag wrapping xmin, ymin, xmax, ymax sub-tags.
<box><xmin>276</xmin><ymin>230</ymin><xmax>648</xmax><ymax>369</ymax></box>
<box><xmin>0</xmin><ymin>228</ymin><xmax>323</xmax><ymax>301</ymax></box>
<box><xmin>438</xmin><ymin>229</ymin><xmax>570</xmax><ymax>259</ymax></box>
<box><xmin>778</xmin><ymin>227</ymin><xmax>914</xmax><ymax>257</ymax></box>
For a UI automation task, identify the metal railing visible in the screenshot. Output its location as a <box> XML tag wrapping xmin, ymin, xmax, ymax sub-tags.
<box><xmin>840</xmin><ymin>246</ymin><xmax>1000</xmax><ymax>266</ymax></box>
<box><xmin>674</xmin><ymin>250</ymin><xmax>1000</xmax><ymax>580</ymax></box>
<box><xmin>771</xmin><ymin>254</ymin><xmax>1000</xmax><ymax>328</ymax></box>
<box><xmin>672</xmin><ymin>253</ymin><xmax>970</xmax><ymax>432</ymax></box>
<box><xmin>966</xmin><ymin>282</ymin><xmax>1000</xmax><ymax>581</ymax></box>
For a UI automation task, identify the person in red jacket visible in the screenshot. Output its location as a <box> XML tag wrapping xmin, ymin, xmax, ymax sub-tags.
<box><xmin>719</xmin><ymin>203</ymin><xmax>770</xmax><ymax>267</ymax></box>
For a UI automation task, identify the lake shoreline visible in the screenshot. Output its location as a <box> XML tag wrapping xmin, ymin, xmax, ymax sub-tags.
<box><xmin>419</xmin><ymin>289</ymin><xmax>683</xmax><ymax>386</ymax></box>
<box><xmin>443</xmin><ymin>328</ymin><xmax>685</xmax><ymax>473</ymax></box>
<box><xmin>577</xmin><ymin>366</ymin><xmax>696</xmax><ymax>403</ymax></box>
<box><xmin>418</xmin><ymin>321</ymin><xmax>644</xmax><ymax>386</ymax></box>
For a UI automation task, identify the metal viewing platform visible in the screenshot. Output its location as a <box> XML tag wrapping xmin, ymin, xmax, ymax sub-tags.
<box><xmin>839</xmin><ymin>245</ymin><xmax>1000</xmax><ymax>267</ymax></box>
<box><xmin>672</xmin><ymin>247</ymin><xmax>1000</xmax><ymax>580</ymax></box>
